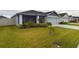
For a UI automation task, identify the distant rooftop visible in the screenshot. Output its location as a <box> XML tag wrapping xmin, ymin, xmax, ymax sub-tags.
<box><xmin>0</xmin><ymin>16</ymin><xmax>8</xmax><ymax>19</ymax></box>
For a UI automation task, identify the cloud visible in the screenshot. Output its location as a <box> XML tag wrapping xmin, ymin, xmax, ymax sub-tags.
<box><xmin>0</xmin><ymin>10</ymin><xmax>22</xmax><ymax>18</ymax></box>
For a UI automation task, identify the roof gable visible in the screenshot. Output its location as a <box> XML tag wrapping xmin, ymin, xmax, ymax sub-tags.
<box><xmin>45</xmin><ymin>11</ymin><xmax>59</xmax><ymax>16</ymax></box>
<box><xmin>59</xmin><ymin>13</ymin><xmax>68</xmax><ymax>17</ymax></box>
<box><xmin>17</xmin><ymin>10</ymin><xmax>46</xmax><ymax>16</ymax></box>
<box><xmin>0</xmin><ymin>16</ymin><xmax>8</xmax><ymax>19</ymax></box>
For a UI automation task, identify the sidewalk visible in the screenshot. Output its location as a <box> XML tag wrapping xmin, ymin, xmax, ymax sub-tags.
<box><xmin>53</xmin><ymin>25</ymin><xmax>79</xmax><ymax>30</ymax></box>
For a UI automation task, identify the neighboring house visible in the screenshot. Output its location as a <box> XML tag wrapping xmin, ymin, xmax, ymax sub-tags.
<box><xmin>0</xmin><ymin>16</ymin><xmax>15</xmax><ymax>26</ymax></box>
<box><xmin>72</xmin><ymin>16</ymin><xmax>79</xmax><ymax>22</ymax></box>
<box><xmin>59</xmin><ymin>13</ymin><xmax>72</xmax><ymax>22</ymax></box>
<box><xmin>12</xmin><ymin>10</ymin><xmax>61</xmax><ymax>25</ymax></box>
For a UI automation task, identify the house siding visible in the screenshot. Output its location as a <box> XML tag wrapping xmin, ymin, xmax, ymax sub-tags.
<box><xmin>0</xmin><ymin>18</ymin><xmax>16</xmax><ymax>26</ymax></box>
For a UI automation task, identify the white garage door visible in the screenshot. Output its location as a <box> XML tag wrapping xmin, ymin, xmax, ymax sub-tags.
<box><xmin>46</xmin><ymin>17</ymin><xmax>59</xmax><ymax>25</ymax></box>
<box><xmin>0</xmin><ymin>18</ymin><xmax>16</xmax><ymax>26</ymax></box>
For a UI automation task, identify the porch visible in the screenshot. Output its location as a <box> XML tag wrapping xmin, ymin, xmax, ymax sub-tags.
<box><xmin>16</xmin><ymin>14</ymin><xmax>46</xmax><ymax>25</ymax></box>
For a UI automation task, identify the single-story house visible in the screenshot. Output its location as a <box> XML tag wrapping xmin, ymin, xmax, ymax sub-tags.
<box><xmin>72</xmin><ymin>16</ymin><xmax>79</xmax><ymax>22</ymax></box>
<box><xmin>12</xmin><ymin>10</ymin><xmax>46</xmax><ymax>25</ymax></box>
<box><xmin>0</xmin><ymin>10</ymin><xmax>78</xmax><ymax>26</ymax></box>
<box><xmin>59</xmin><ymin>13</ymin><xmax>72</xmax><ymax>22</ymax></box>
<box><xmin>0</xmin><ymin>16</ymin><xmax>15</xmax><ymax>26</ymax></box>
<box><xmin>12</xmin><ymin>10</ymin><xmax>60</xmax><ymax>25</ymax></box>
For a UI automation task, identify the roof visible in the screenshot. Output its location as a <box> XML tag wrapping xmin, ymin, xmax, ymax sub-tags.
<box><xmin>0</xmin><ymin>16</ymin><xmax>8</xmax><ymax>19</ymax></box>
<box><xmin>45</xmin><ymin>11</ymin><xmax>59</xmax><ymax>16</ymax></box>
<box><xmin>59</xmin><ymin>13</ymin><xmax>68</xmax><ymax>17</ymax></box>
<box><xmin>16</xmin><ymin>10</ymin><xmax>46</xmax><ymax>16</ymax></box>
<box><xmin>12</xmin><ymin>10</ymin><xmax>60</xmax><ymax>18</ymax></box>
<box><xmin>72</xmin><ymin>16</ymin><xmax>79</xmax><ymax>18</ymax></box>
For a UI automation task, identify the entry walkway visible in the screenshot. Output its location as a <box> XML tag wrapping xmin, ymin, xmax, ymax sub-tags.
<box><xmin>53</xmin><ymin>25</ymin><xmax>79</xmax><ymax>30</ymax></box>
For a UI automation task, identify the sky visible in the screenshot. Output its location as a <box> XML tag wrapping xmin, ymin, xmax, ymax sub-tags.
<box><xmin>0</xmin><ymin>10</ymin><xmax>79</xmax><ymax>18</ymax></box>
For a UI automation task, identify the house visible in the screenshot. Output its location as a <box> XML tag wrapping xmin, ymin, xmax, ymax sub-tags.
<box><xmin>12</xmin><ymin>10</ymin><xmax>46</xmax><ymax>25</ymax></box>
<box><xmin>59</xmin><ymin>13</ymin><xmax>72</xmax><ymax>22</ymax></box>
<box><xmin>0</xmin><ymin>16</ymin><xmax>15</xmax><ymax>26</ymax></box>
<box><xmin>72</xmin><ymin>16</ymin><xmax>79</xmax><ymax>22</ymax></box>
<box><xmin>12</xmin><ymin>10</ymin><xmax>60</xmax><ymax>25</ymax></box>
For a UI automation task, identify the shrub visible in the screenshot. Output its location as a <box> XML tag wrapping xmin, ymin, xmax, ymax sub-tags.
<box><xmin>46</xmin><ymin>22</ymin><xmax>52</xmax><ymax>26</ymax></box>
<box><xmin>25</xmin><ymin>21</ymin><xmax>33</xmax><ymax>27</ymax></box>
<box><xmin>59</xmin><ymin>21</ymin><xmax>68</xmax><ymax>24</ymax></box>
<box><xmin>24</xmin><ymin>20</ymin><xmax>48</xmax><ymax>28</ymax></box>
<box><xmin>38</xmin><ymin>23</ymin><xmax>48</xmax><ymax>27</ymax></box>
<box><xmin>31</xmin><ymin>23</ymin><xmax>48</xmax><ymax>27</ymax></box>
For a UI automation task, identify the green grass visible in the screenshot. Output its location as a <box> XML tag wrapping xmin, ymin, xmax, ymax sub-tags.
<box><xmin>0</xmin><ymin>26</ymin><xmax>79</xmax><ymax>48</ymax></box>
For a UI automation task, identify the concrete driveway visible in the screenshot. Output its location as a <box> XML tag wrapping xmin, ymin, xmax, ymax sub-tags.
<box><xmin>53</xmin><ymin>25</ymin><xmax>79</xmax><ymax>30</ymax></box>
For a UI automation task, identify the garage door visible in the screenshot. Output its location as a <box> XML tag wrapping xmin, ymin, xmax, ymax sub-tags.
<box><xmin>0</xmin><ymin>18</ymin><xmax>16</xmax><ymax>26</ymax></box>
<box><xmin>46</xmin><ymin>17</ymin><xmax>59</xmax><ymax>25</ymax></box>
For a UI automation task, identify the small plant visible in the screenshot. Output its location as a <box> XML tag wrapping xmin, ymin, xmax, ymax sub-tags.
<box><xmin>25</xmin><ymin>20</ymin><xmax>33</xmax><ymax>27</ymax></box>
<box><xmin>47</xmin><ymin>22</ymin><xmax>52</xmax><ymax>26</ymax></box>
<box><xmin>48</xmin><ymin>25</ymin><xmax>54</xmax><ymax>35</ymax></box>
<box><xmin>53</xmin><ymin>40</ymin><xmax>63</xmax><ymax>48</ymax></box>
<box><xmin>59</xmin><ymin>21</ymin><xmax>68</xmax><ymax>24</ymax></box>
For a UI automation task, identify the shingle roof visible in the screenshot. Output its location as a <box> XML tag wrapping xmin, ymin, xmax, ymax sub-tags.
<box><xmin>72</xmin><ymin>16</ymin><xmax>79</xmax><ymax>18</ymax></box>
<box><xmin>0</xmin><ymin>16</ymin><xmax>8</xmax><ymax>19</ymax></box>
<box><xmin>59</xmin><ymin>13</ymin><xmax>68</xmax><ymax>17</ymax></box>
<box><xmin>12</xmin><ymin>10</ymin><xmax>60</xmax><ymax>18</ymax></box>
<box><xmin>17</xmin><ymin>10</ymin><xmax>46</xmax><ymax>16</ymax></box>
<box><xmin>45</xmin><ymin>11</ymin><xmax>59</xmax><ymax>16</ymax></box>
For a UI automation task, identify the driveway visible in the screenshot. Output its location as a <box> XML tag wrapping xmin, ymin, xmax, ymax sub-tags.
<box><xmin>53</xmin><ymin>25</ymin><xmax>79</xmax><ymax>30</ymax></box>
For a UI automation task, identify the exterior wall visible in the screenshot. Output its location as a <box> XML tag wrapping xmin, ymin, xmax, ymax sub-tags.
<box><xmin>13</xmin><ymin>15</ymin><xmax>23</xmax><ymax>25</ymax></box>
<box><xmin>60</xmin><ymin>15</ymin><xmax>72</xmax><ymax>22</ymax></box>
<box><xmin>0</xmin><ymin>18</ymin><xmax>16</xmax><ymax>26</ymax></box>
<box><xmin>60</xmin><ymin>17</ymin><xmax>72</xmax><ymax>22</ymax></box>
<box><xmin>45</xmin><ymin>16</ymin><xmax>60</xmax><ymax>24</ymax></box>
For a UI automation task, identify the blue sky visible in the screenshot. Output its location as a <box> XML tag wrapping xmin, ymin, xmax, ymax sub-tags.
<box><xmin>0</xmin><ymin>10</ymin><xmax>79</xmax><ymax>18</ymax></box>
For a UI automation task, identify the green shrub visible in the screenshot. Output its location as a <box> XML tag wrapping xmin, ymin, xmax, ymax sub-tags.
<box><xmin>48</xmin><ymin>25</ymin><xmax>54</xmax><ymax>35</ymax></box>
<box><xmin>31</xmin><ymin>23</ymin><xmax>48</xmax><ymax>27</ymax></box>
<box><xmin>59</xmin><ymin>21</ymin><xmax>68</xmax><ymax>24</ymax></box>
<box><xmin>46</xmin><ymin>22</ymin><xmax>52</xmax><ymax>26</ymax></box>
<box><xmin>25</xmin><ymin>21</ymin><xmax>33</xmax><ymax>27</ymax></box>
<box><xmin>24</xmin><ymin>20</ymin><xmax>48</xmax><ymax>28</ymax></box>
<box><xmin>38</xmin><ymin>23</ymin><xmax>48</xmax><ymax>27</ymax></box>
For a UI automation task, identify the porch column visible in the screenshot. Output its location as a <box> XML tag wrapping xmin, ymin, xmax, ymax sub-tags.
<box><xmin>36</xmin><ymin>16</ymin><xmax>39</xmax><ymax>23</ymax></box>
<box><xmin>19</xmin><ymin>15</ymin><xmax>23</xmax><ymax>24</ymax></box>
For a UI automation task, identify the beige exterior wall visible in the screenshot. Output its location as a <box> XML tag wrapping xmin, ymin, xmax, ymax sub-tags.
<box><xmin>0</xmin><ymin>18</ymin><xmax>16</xmax><ymax>26</ymax></box>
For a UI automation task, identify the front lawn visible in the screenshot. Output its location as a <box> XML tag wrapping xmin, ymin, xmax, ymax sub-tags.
<box><xmin>0</xmin><ymin>26</ymin><xmax>79</xmax><ymax>48</ymax></box>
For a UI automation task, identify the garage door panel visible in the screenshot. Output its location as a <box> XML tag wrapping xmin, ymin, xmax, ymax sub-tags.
<box><xmin>46</xmin><ymin>17</ymin><xmax>59</xmax><ymax>24</ymax></box>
